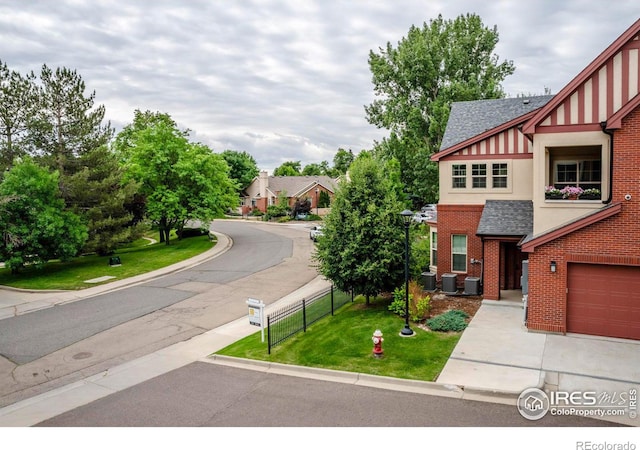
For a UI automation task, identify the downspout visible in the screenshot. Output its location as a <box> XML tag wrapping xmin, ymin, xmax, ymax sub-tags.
<box><xmin>600</xmin><ymin>121</ymin><xmax>614</xmax><ymax>204</ymax></box>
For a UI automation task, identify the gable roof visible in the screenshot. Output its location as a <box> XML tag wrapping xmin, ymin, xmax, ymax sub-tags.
<box><xmin>432</xmin><ymin>96</ymin><xmax>553</xmax><ymax>161</ymax></box>
<box><xmin>266</xmin><ymin>176</ymin><xmax>337</xmax><ymax>198</ymax></box>
<box><xmin>520</xmin><ymin>202</ymin><xmax>622</xmax><ymax>252</ymax></box>
<box><xmin>522</xmin><ymin>18</ymin><xmax>640</xmax><ymax>135</ymax></box>
<box><xmin>476</xmin><ymin>200</ymin><xmax>533</xmax><ymax>237</ymax></box>
<box><xmin>440</xmin><ymin>96</ymin><xmax>554</xmax><ymax>151</ymax></box>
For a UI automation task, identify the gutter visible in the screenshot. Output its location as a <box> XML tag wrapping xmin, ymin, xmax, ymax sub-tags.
<box><xmin>600</xmin><ymin>121</ymin><xmax>613</xmax><ymax>204</ymax></box>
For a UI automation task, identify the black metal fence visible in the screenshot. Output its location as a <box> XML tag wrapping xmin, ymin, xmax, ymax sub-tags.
<box><xmin>267</xmin><ymin>286</ymin><xmax>352</xmax><ymax>354</ymax></box>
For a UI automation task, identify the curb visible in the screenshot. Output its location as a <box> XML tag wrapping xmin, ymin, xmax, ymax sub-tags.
<box><xmin>206</xmin><ymin>355</ymin><xmax>520</xmax><ymax>405</ymax></box>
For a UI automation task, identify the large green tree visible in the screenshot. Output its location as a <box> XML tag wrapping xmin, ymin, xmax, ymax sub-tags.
<box><xmin>29</xmin><ymin>64</ymin><xmax>113</xmax><ymax>176</ymax></box>
<box><xmin>366</xmin><ymin>13</ymin><xmax>514</xmax><ymax>206</ymax></box>
<box><xmin>220</xmin><ymin>149</ymin><xmax>258</xmax><ymax>192</ymax></box>
<box><xmin>314</xmin><ymin>154</ymin><xmax>406</xmax><ymax>304</ymax></box>
<box><xmin>0</xmin><ymin>159</ymin><xmax>87</xmax><ymax>273</ymax></box>
<box><xmin>65</xmin><ymin>145</ymin><xmax>143</xmax><ymax>255</ymax></box>
<box><xmin>0</xmin><ymin>61</ymin><xmax>38</xmax><ymax>171</ymax></box>
<box><xmin>118</xmin><ymin>113</ymin><xmax>237</xmax><ymax>244</ymax></box>
<box><xmin>273</xmin><ymin>160</ymin><xmax>301</xmax><ymax>176</ymax></box>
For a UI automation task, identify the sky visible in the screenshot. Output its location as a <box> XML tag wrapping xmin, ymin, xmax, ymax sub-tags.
<box><xmin>1</xmin><ymin>1</ymin><xmax>639</xmax><ymax>174</ymax></box>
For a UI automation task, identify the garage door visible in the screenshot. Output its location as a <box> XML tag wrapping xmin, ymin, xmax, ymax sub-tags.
<box><xmin>567</xmin><ymin>263</ymin><xmax>640</xmax><ymax>340</ymax></box>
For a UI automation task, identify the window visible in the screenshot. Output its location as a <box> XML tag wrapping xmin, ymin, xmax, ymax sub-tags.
<box><xmin>452</xmin><ymin>164</ymin><xmax>466</xmax><ymax>188</ymax></box>
<box><xmin>492</xmin><ymin>163</ymin><xmax>508</xmax><ymax>188</ymax></box>
<box><xmin>431</xmin><ymin>231</ymin><xmax>438</xmax><ymax>267</ymax></box>
<box><xmin>472</xmin><ymin>164</ymin><xmax>486</xmax><ymax>188</ymax></box>
<box><xmin>452</xmin><ymin>234</ymin><xmax>467</xmax><ymax>272</ymax></box>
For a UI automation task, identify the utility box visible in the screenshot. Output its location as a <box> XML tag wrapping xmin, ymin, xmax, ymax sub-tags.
<box><xmin>442</xmin><ymin>273</ymin><xmax>457</xmax><ymax>294</ymax></box>
<box><xmin>464</xmin><ymin>277</ymin><xmax>481</xmax><ymax>295</ymax></box>
<box><xmin>420</xmin><ymin>272</ymin><xmax>436</xmax><ymax>291</ymax></box>
<box><xmin>521</xmin><ymin>260</ymin><xmax>529</xmax><ymax>295</ymax></box>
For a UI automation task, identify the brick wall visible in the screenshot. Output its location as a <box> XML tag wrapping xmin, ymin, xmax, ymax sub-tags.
<box><xmin>526</xmin><ymin>106</ymin><xmax>640</xmax><ymax>333</ymax></box>
<box><xmin>435</xmin><ymin>204</ymin><xmax>484</xmax><ymax>288</ymax></box>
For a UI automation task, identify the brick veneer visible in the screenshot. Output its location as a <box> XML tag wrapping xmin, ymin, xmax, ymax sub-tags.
<box><xmin>526</xmin><ymin>106</ymin><xmax>640</xmax><ymax>333</ymax></box>
<box><xmin>435</xmin><ymin>204</ymin><xmax>484</xmax><ymax>288</ymax></box>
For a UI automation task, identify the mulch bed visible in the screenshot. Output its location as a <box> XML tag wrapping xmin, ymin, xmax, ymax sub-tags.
<box><xmin>427</xmin><ymin>292</ymin><xmax>483</xmax><ymax>320</ymax></box>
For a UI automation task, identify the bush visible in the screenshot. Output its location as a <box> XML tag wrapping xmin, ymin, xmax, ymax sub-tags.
<box><xmin>389</xmin><ymin>280</ymin><xmax>430</xmax><ymax>321</ymax></box>
<box><xmin>426</xmin><ymin>310</ymin><xmax>469</xmax><ymax>332</ymax></box>
<box><xmin>177</xmin><ymin>227</ymin><xmax>208</xmax><ymax>239</ymax></box>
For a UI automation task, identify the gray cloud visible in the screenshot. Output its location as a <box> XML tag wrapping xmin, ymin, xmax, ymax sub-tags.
<box><xmin>0</xmin><ymin>0</ymin><xmax>638</xmax><ymax>173</ymax></box>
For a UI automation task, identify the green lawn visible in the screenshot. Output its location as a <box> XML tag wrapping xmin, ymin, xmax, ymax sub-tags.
<box><xmin>216</xmin><ymin>294</ymin><xmax>461</xmax><ymax>382</ymax></box>
<box><xmin>0</xmin><ymin>232</ymin><xmax>215</xmax><ymax>290</ymax></box>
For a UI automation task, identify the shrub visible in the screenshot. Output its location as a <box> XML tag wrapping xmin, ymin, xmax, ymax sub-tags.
<box><xmin>388</xmin><ymin>280</ymin><xmax>430</xmax><ymax>321</ymax></box>
<box><xmin>426</xmin><ymin>310</ymin><xmax>469</xmax><ymax>332</ymax></box>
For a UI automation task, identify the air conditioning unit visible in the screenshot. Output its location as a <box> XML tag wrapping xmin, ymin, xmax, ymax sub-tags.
<box><xmin>442</xmin><ymin>273</ymin><xmax>457</xmax><ymax>294</ymax></box>
<box><xmin>464</xmin><ymin>277</ymin><xmax>481</xmax><ymax>295</ymax></box>
<box><xmin>420</xmin><ymin>272</ymin><xmax>436</xmax><ymax>291</ymax></box>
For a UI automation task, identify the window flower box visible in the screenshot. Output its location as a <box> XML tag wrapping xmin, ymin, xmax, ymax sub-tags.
<box><xmin>579</xmin><ymin>188</ymin><xmax>601</xmax><ymax>200</ymax></box>
<box><xmin>545</xmin><ymin>186</ymin><xmax>563</xmax><ymax>200</ymax></box>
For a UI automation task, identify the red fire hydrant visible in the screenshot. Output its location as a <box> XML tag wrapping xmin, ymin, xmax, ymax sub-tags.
<box><xmin>372</xmin><ymin>329</ymin><xmax>384</xmax><ymax>358</ymax></box>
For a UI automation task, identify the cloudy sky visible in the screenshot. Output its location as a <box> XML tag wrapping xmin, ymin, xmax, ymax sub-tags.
<box><xmin>1</xmin><ymin>1</ymin><xmax>638</xmax><ymax>174</ymax></box>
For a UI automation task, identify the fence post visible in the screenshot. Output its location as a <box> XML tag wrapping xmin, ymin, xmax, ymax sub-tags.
<box><xmin>267</xmin><ymin>315</ymin><xmax>271</xmax><ymax>355</ymax></box>
<box><xmin>302</xmin><ymin>298</ymin><xmax>307</xmax><ymax>332</ymax></box>
<box><xmin>331</xmin><ymin>285</ymin><xmax>335</xmax><ymax>315</ymax></box>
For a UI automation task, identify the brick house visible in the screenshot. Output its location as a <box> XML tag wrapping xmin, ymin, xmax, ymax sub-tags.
<box><xmin>431</xmin><ymin>19</ymin><xmax>640</xmax><ymax>340</ymax></box>
<box><xmin>242</xmin><ymin>170</ymin><xmax>338</xmax><ymax>214</ymax></box>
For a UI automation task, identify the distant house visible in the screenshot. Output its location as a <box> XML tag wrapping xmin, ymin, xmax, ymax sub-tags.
<box><xmin>431</xmin><ymin>19</ymin><xmax>640</xmax><ymax>341</ymax></box>
<box><xmin>242</xmin><ymin>171</ymin><xmax>338</xmax><ymax>213</ymax></box>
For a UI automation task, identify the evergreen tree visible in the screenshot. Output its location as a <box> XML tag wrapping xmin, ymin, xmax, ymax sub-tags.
<box><xmin>0</xmin><ymin>60</ymin><xmax>38</xmax><ymax>171</ymax></box>
<box><xmin>314</xmin><ymin>155</ymin><xmax>406</xmax><ymax>304</ymax></box>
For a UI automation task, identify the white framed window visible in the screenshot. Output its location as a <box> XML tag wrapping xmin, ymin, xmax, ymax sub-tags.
<box><xmin>553</xmin><ymin>159</ymin><xmax>601</xmax><ymax>190</ymax></box>
<box><xmin>472</xmin><ymin>164</ymin><xmax>487</xmax><ymax>188</ymax></box>
<box><xmin>430</xmin><ymin>231</ymin><xmax>437</xmax><ymax>267</ymax></box>
<box><xmin>492</xmin><ymin>163</ymin><xmax>508</xmax><ymax>188</ymax></box>
<box><xmin>451</xmin><ymin>234</ymin><xmax>467</xmax><ymax>272</ymax></box>
<box><xmin>452</xmin><ymin>164</ymin><xmax>466</xmax><ymax>188</ymax></box>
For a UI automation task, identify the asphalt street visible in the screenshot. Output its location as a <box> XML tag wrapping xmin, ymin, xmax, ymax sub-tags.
<box><xmin>36</xmin><ymin>361</ymin><xmax>613</xmax><ymax>427</ymax></box>
<box><xmin>0</xmin><ymin>221</ymin><xmax>292</xmax><ymax>364</ymax></box>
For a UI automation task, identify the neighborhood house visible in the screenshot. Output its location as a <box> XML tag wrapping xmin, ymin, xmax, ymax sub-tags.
<box><xmin>431</xmin><ymin>19</ymin><xmax>640</xmax><ymax>341</ymax></box>
<box><xmin>242</xmin><ymin>170</ymin><xmax>338</xmax><ymax>214</ymax></box>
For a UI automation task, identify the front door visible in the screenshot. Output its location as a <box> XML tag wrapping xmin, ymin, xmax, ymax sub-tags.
<box><xmin>501</xmin><ymin>242</ymin><xmax>524</xmax><ymax>290</ymax></box>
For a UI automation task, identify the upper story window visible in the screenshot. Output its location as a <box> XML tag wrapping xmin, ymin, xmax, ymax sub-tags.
<box><xmin>472</xmin><ymin>164</ymin><xmax>486</xmax><ymax>188</ymax></box>
<box><xmin>553</xmin><ymin>160</ymin><xmax>601</xmax><ymax>190</ymax></box>
<box><xmin>451</xmin><ymin>161</ymin><xmax>509</xmax><ymax>191</ymax></box>
<box><xmin>452</xmin><ymin>164</ymin><xmax>466</xmax><ymax>188</ymax></box>
<box><xmin>547</xmin><ymin>145</ymin><xmax>602</xmax><ymax>199</ymax></box>
<box><xmin>492</xmin><ymin>163</ymin><xmax>508</xmax><ymax>188</ymax></box>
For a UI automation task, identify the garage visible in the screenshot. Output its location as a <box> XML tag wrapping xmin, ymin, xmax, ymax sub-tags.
<box><xmin>567</xmin><ymin>263</ymin><xmax>640</xmax><ymax>340</ymax></box>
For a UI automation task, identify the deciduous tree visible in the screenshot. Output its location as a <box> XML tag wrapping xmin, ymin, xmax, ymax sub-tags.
<box><xmin>0</xmin><ymin>159</ymin><xmax>87</xmax><ymax>273</ymax></box>
<box><xmin>366</xmin><ymin>13</ymin><xmax>514</xmax><ymax>206</ymax></box>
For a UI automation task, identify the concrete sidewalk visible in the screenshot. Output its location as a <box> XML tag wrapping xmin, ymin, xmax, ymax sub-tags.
<box><xmin>437</xmin><ymin>300</ymin><xmax>640</xmax><ymax>426</ymax></box>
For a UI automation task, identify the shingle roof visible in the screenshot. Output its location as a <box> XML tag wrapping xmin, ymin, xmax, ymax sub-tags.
<box><xmin>476</xmin><ymin>200</ymin><xmax>533</xmax><ymax>236</ymax></box>
<box><xmin>267</xmin><ymin>175</ymin><xmax>338</xmax><ymax>197</ymax></box>
<box><xmin>440</xmin><ymin>96</ymin><xmax>554</xmax><ymax>151</ymax></box>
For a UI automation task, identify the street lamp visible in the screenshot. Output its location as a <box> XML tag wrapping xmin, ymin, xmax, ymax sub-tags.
<box><xmin>399</xmin><ymin>209</ymin><xmax>415</xmax><ymax>336</ymax></box>
<box><xmin>315</xmin><ymin>187</ymin><xmax>319</xmax><ymax>215</ymax></box>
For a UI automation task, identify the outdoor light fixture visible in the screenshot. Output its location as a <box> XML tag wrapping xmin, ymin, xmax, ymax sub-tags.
<box><xmin>550</xmin><ymin>261</ymin><xmax>557</xmax><ymax>273</ymax></box>
<box><xmin>399</xmin><ymin>209</ymin><xmax>415</xmax><ymax>336</ymax></box>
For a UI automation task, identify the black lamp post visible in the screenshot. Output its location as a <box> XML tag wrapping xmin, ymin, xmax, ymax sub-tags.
<box><xmin>315</xmin><ymin>187</ymin><xmax>319</xmax><ymax>215</ymax></box>
<box><xmin>399</xmin><ymin>209</ymin><xmax>415</xmax><ymax>336</ymax></box>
